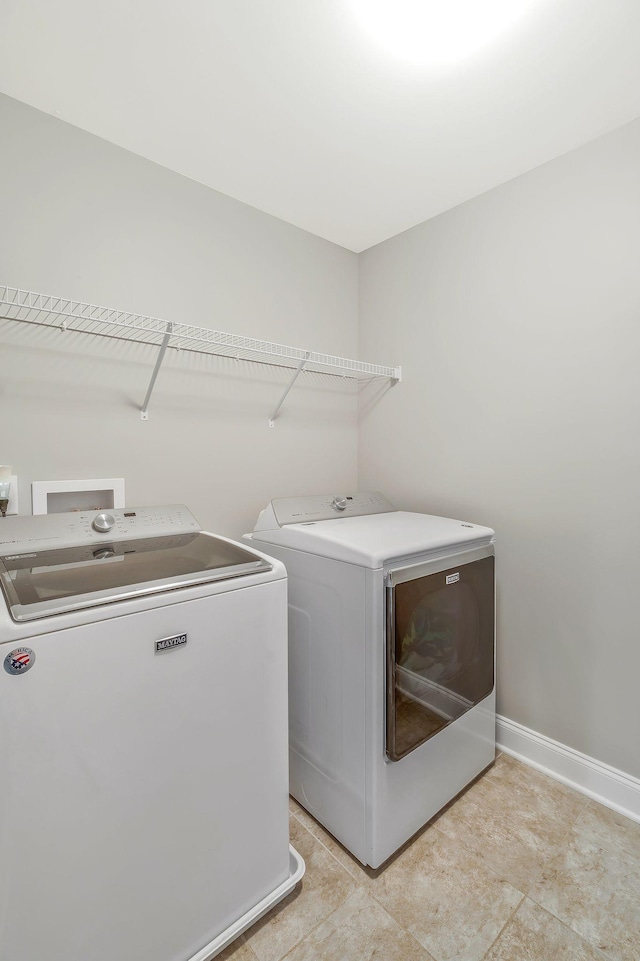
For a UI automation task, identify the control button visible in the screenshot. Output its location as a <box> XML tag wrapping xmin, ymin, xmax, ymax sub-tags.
<box><xmin>92</xmin><ymin>512</ymin><xmax>116</xmax><ymax>533</ymax></box>
<box><xmin>93</xmin><ymin>547</ymin><xmax>115</xmax><ymax>559</ymax></box>
<box><xmin>331</xmin><ymin>496</ymin><xmax>348</xmax><ymax>512</ymax></box>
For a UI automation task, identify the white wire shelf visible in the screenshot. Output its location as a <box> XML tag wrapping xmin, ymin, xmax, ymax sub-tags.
<box><xmin>0</xmin><ymin>285</ymin><xmax>401</xmax><ymax>423</ymax></box>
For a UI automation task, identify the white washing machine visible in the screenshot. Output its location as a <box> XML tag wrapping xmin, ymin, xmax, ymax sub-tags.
<box><xmin>247</xmin><ymin>492</ymin><xmax>495</xmax><ymax>868</ymax></box>
<box><xmin>0</xmin><ymin>505</ymin><xmax>303</xmax><ymax>961</ymax></box>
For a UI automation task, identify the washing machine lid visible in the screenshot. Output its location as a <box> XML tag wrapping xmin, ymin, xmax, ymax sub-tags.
<box><xmin>0</xmin><ymin>506</ymin><xmax>272</xmax><ymax>621</ymax></box>
<box><xmin>250</xmin><ymin>494</ymin><xmax>494</xmax><ymax>568</ymax></box>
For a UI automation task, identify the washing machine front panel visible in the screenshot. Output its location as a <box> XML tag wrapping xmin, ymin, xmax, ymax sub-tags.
<box><xmin>0</xmin><ymin>578</ymin><xmax>290</xmax><ymax>961</ymax></box>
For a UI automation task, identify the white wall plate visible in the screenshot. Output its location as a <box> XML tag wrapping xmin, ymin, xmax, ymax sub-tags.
<box><xmin>32</xmin><ymin>478</ymin><xmax>125</xmax><ymax>515</ymax></box>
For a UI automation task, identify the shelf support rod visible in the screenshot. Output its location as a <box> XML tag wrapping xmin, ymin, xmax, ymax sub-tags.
<box><xmin>140</xmin><ymin>322</ymin><xmax>173</xmax><ymax>420</ymax></box>
<box><xmin>269</xmin><ymin>351</ymin><xmax>311</xmax><ymax>427</ymax></box>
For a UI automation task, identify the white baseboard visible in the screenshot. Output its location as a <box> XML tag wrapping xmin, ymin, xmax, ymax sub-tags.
<box><xmin>496</xmin><ymin>715</ymin><xmax>640</xmax><ymax>824</ymax></box>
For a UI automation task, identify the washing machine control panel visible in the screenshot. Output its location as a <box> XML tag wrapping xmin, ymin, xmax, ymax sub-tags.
<box><xmin>0</xmin><ymin>505</ymin><xmax>201</xmax><ymax>552</ymax></box>
<box><xmin>258</xmin><ymin>492</ymin><xmax>396</xmax><ymax>528</ymax></box>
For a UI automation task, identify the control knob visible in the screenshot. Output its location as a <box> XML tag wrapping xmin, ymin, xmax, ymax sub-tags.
<box><xmin>93</xmin><ymin>547</ymin><xmax>115</xmax><ymax>559</ymax></box>
<box><xmin>331</xmin><ymin>496</ymin><xmax>348</xmax><ymax>512</ymax></box>
<box><xmin>92</xmin><ymin>512</ymin><xmax>115</xmax><ymax>533</ymax></box>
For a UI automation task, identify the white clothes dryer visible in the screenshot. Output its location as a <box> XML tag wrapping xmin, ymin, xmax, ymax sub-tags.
<box><xmin>247</xmin><ymin>492</ymin><xmax>495</xmax><ymax>868</ymax></box>
<box><xmin>0</xmin><ymin>505</ymin><xmax>303</xmax><ymax>961</ymax></box>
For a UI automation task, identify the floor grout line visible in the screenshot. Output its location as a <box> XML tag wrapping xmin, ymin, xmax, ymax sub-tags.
<box><xmin>552</xmin><ymin>794</ymin><xmax>591</xmax><ymax>853</ymax></box>
<box><xmin>524</xmin><ymin>892</ymin><xmax>613</xmax><ymax>961</ymax></box>
<box><xmin>273</xmin><ymin>908</ymin><xmax>340</xmax><ymax>961</ymax></box>
<box><xmin>292</xmin><ymin>808</ymin><xmax>365</xmax><ymax>875</ymax></box>
<box><xmin>478</xmin><ymin>892</ymin><xmax>526</xmax><ymax>960</ymax></box>
<box><xmin>266</xmin><ymin>824</ymin><xmax>440</xmax><ymax>961</ymax></box>
<box><xmin>428</xmin><ymin>820</ymin><xmax>530</xmax><ymax>895</ymax></box>
<box><xmin>289</xmin><ymin>810</ymin><xmax>444</xmax><ymax>953</ymax></box>
<box><xmin>266</xmin><ymin>815</ymin><xmax>372</xmax><ymax>961</ymax></box>
<box><xmin>283</xmin><ymin>762</ymin><xmax>640</xmax><ymax>961</ymax></box>
<box><xmin>241</xmin><ymin>935</ymin><xmax>261</xmax><ymax>961</ymax></box>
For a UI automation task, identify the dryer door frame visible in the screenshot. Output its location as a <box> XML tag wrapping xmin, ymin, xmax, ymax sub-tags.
<box><xmin>385</xmin><ymin>544</ymin><xmax>495</xmax><ymax>762</ymax></box>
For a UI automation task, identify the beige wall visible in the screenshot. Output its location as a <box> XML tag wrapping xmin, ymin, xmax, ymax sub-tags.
<box><xmin>0</xmin><ymin>94</ymin><xmax>359</xmax><ymax>537</ymax></box>
<box><xmin>358</xmin><ymin>117</ymin><xmax>640</xmax><ymax>778</ymax></box>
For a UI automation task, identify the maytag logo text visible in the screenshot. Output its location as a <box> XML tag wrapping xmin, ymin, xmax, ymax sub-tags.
<box><xmin>155</xmin><ymin>634</ymin><xmax>188</xmax><ymax>654</ymax></box>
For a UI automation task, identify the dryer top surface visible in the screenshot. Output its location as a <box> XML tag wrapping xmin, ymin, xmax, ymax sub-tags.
<box><xmin>250</xmin><ymin>506</ymin><xmax>494</xmax><ymax>569</ymax></box>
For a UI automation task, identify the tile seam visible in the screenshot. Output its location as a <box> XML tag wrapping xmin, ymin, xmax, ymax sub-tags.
<box><xmin>362</xmin><ymin>825</ymin><xmax>528</xmax><ymax>960</ymax></box>
<box><xmin>289</xmin><ymin>809</ymin><xmax>367</xmax><ymax>883</ymax></box>
<box><xmin>249</xmin><ymin>883</ymin><xmax>359</xmax><ymax>961</ymax></box>
<box><xmin>572</xmin><ymin>799</ymin><xmax>640</xmax><ymax>870</ymax></box>
<box><xmin>265</xmin><ymin>817</ymin><xmax>363</xmax><ymax>961</ymax></box>
<box><xmin>478</xmin><ymin>891</ymin><xmax>526</xmax><ymax>960</ymax></box>
<box><xmin>241</xmin><ymin>935</ymin><xmax>261</xmax><ymax>961</ymax></box>
<box><xmin>522</xmin><ymin>896</ymin><xmax>612</xmax><ymax>961</ymax></box>
<box><xmin>554</xmin><ymin>794</ymin><xmax>591</xmax><ymax>849</ymax></box>
<box><xmin>429</xmin><ymin>821</ymin><xmax>529</xmax><ymax>896</ymax></box>
<box><xmin>271</xmin><ymin>911</ymin><xmax>333</xmax><ymax>961</ymax></box>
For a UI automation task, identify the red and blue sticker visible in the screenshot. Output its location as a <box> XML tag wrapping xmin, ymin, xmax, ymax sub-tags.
<box><xmin>3</xmin><ymin>647</ymin><xmax>36</xmax><ymax>676</ymax></box>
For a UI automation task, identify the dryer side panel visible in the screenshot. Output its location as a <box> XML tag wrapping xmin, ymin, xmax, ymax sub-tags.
<box><xmin>250</xmin><ymin>542</ymin><xmax>368</xmax><ymax>864</ymax></box>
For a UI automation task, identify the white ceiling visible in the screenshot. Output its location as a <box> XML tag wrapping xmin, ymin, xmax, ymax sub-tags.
<box><xmin>1</xmin><ymin>0</ymin><xmax>640</xmax><ymax>251</ymax></box>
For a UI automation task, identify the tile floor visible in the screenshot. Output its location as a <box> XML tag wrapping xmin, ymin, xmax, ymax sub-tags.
<box><xmin>220</xmin><ymin>754</ymin><xmax>640</xmax><ymax>961</ymax></box>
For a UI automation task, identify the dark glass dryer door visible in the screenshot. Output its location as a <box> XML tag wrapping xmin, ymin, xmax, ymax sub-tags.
<box><xmin>386</xmin><ymin>550</ymin><xmax>494</xmax><ymax>761</ymax></box>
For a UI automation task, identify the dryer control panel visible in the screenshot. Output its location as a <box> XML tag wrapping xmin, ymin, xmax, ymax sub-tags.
<box><xmin>254</xmin><ymin>492</ymin><xmax>396</xmax><ymax>529</ymax></box>
<box><xmin>0</xmin><ymin>505</ymin><xmax>200</xmax><ymax>553</ymax></box>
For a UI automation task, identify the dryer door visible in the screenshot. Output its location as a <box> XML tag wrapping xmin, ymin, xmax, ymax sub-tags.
<box><xmin>386</xmin><ymin>547</ymin><xmax>494</xmax><ymax>761</ymax></box>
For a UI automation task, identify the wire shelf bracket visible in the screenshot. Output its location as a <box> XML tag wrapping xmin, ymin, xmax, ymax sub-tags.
<box><xmin>269</xmin><ymin>351</ymin><xmax>311</xmax><ymax>427</ymax></box>
<box><xmin>0</xmin><ymin>284</ymin><xmax>402</xmax><ymax>423</ymax></box>
<box><xmin>140</xmin><ymin>322</ymin><xmax>173</xmax><ymax>420</ymax></box>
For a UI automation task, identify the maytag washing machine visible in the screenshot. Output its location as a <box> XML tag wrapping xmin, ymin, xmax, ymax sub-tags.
<box><xmin>247</xmin><ymin>492</ymin><xmax>495</xmax><ymax>868</ymax></box>
<box><xmin>0</xmin><ymin>505</ymin><xmax>303</xmax><ymax>961</ymax></box>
